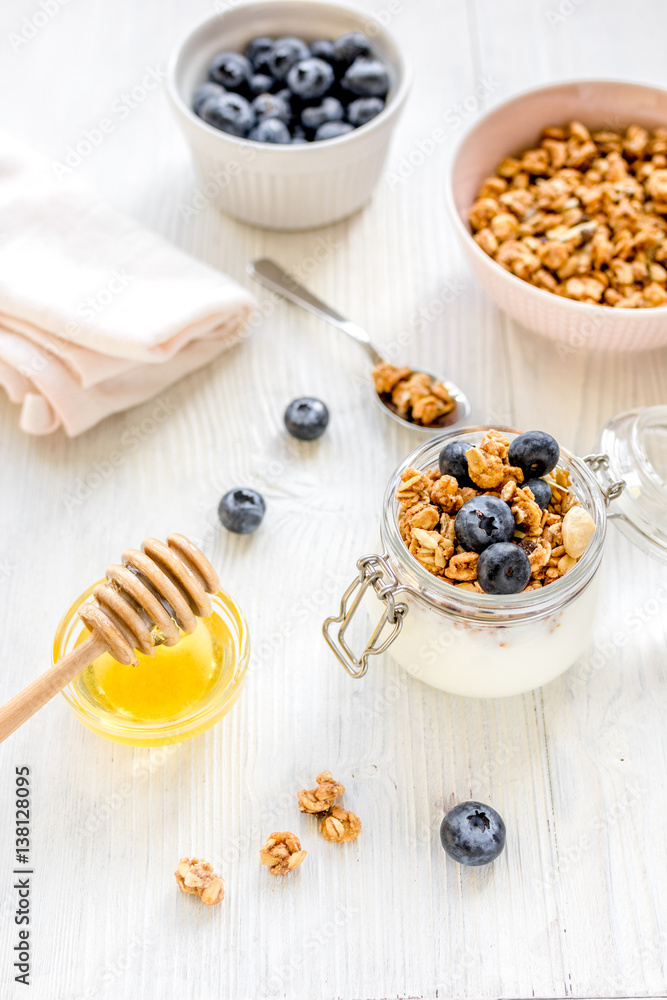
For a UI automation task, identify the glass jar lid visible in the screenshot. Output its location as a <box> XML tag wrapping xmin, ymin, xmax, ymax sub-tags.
<box><xmin>597</xmin><ymin>405</ymin><xmax>667</xmax><ymax>562</ymax></box>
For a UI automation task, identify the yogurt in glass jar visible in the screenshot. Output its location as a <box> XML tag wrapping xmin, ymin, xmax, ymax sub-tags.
<box><xmin>324</xmin><ymin>411</ymin><xmax>665</xmax><ymax>698</ymax></box>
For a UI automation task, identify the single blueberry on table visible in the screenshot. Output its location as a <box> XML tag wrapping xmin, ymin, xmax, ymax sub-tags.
<box><xmin>454</xmin><ymin>496</ymin><xmax>515</xmax><ymax>553</ymax></box>
<box><xmin>440</xmin><ymin>801</ymin><xmax>506</xmax><ymax>866</ymax></box>
<box><xmin>248</xmin><ymin>73</ymin><xmax>275</xmax><ymax>98</ymax></box>
<box><xmin>284</xmin><ymin>397</ymin><xmax>329</xmax><ymax>440</ymax></box>
<box><xmin>438</xmin><ymin>439</ymin><xmax>475</xmax><ymax>487</ymax></box>
<box><xmin>287</xmin><ymin>57</ymin><xmax>335</xmax><ymax>101</ymax></box>
<box><xmin>522</xmin><ymin>477</ymin><xmax>552</xmax><ymax>509</ymax></box>
<box><xmin>508</xmin><ymin>430</ymin><xmax>560</xmax><ymax>478</ymax></box>
<box><xmin>252</xmin><ymin>92</ymin><xmax>292</xmax><ymax>124</ymax></box>
<box><xmin>332</xmin><ymin>31</ymin><xmax>372</xmax><ymax>69</ymax></box>
<box><xmin>347</xmin><ymin>96</ymin><xmax>384</xmax><ymax>127</ymax></box>
<box><xmin>192</xmin><ymin>81</ymin><xmax>226</xmax><ymax>116</ymax></box>
<box><xmin>476</xmin><ymin>542</ymin><xmax>532</xmax><ymax>595</ymax></box>
<box><xmin>314</xmin><ymin>120</ymin><xmax>354</xmax><ymax>141</ymax></box>
<box><xmin>208</xmin><ymin>51</ymin><xmax>252</xmax><ymax>92</ymax></box>
<box><xmin>248</xmin><ymin>118</ymin><xmax>291</xmax><ymax>143</ymax></box>
<box><xmin>218</xmin><ymin>488</ymin><xmax>265</xmax><ymax>534</ymax></box>
<box><xmin>199</xmin><ymin>93</ymin><xmax>256</xmax><ymax>137</ymax></box>
<box><xmin>310</xmin><ymin>39</ymin><xmax>335</xmax><ymax>63</ymax></box>
<box><xmin>244</xmin><ymin>36</ymin><xmax>274</xmax><ymax>67</ymax></box>
<box><xmin>301</xmin><ymin>96</ymin><xmax>344</xmax><ymax>132</ymax></box>
<box><xmin>341</xmin><ymin>57</ymin><xmax>389</xmax><ymax>98</ymax></box>
<box><xmin>268</xmin><ymin>36</ymin><xmax>310</xmax><ymax>81</ymax></box>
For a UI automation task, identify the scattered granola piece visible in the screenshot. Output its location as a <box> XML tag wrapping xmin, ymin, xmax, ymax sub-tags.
<box><xmin>319</xmin><ymin>806</ymin><xmax>362</xmax><ymax>843</ymax></box>
<box><xmin>174</xmin><ymin>858</ymin><xmax>224</xmax><ymax>906</ymax></box>
<box><xmin>297</xmin><ymin>771</ymin><xmax>345</xmax><ymax>814</ymax></box>
<box><xmin>259</xmin><ymin>832</ymin><xmax>307</xmax><ymax>876</ymax></box>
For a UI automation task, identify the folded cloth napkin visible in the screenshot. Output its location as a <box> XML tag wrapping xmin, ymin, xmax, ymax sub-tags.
<box><xmin>0</xmin><ymin>132</ymin><xmax>256</xmax><ymax>435</ymax></box>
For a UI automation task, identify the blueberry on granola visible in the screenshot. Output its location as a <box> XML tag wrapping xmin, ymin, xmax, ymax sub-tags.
<box><xmin>455</xmin><ymin>496</ymin><xmax>515</xmax><ymax>553</ymax></box>
<box><xmin>438</xmin><ymin>440</ymin><xmax>475</xmax><ymax>486</ymax></box>
<box><xmin>476</xmin><ymin>542</ymin><xmax>531</xmax><ymax>595</ymax></box>
<box><xmin>508</xmin><ymin>430</ymin><xmax>559</xmax><ymax>478</ymax></box>
<box><xmin>522</xmin><ymin>477</ymin><xmax>552</xmax><ymax>509</ymax></box>
<box><xmin>440</xmin><ymin>801</ymin><xmax>506</xmax><ymax>866</ymax></box>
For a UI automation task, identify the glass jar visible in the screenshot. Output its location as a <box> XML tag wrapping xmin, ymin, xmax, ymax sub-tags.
<box><xmin>55</xmin><ymin>584</ymin><xmax>249</xmax><ymax>746</ymax></box>
<box><xmin>324</xmin><ymin>408</ymin><xmax>666</xmax><ymax>698</ymax></box>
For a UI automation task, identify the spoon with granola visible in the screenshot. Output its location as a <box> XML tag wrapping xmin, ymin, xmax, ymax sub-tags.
<box><xmin>249</xmin><ymin>258</ymin><xmax>471</xmax><ymax>431</ymax></box>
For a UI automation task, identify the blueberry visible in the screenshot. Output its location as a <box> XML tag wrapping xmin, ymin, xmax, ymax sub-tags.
<box><xmin>310</xmin><ymin>39</ymin><xmax>335</xmax><ymax>63</ymax></box>
<box><xmin>454</xmin><ymin>496</ymin><xmax>515</xmax><ymax>553</ymax></box>
<box><xmin>192</xmin><ymin>81</ymin><xmax>225</xmax><ymax>116</ymax></box>
<box><xmin>477</xmin><ymin>542</ymin><xmax>531</xmax><ymax>595</ymax></box>
<box><xmin>199</xmin><ymin>93</ymin><xmax>256</xmax><ymax>137</ymax></box>
<box><xmin>314</xmin><ymin>121</ymin><xmax>354</xmax><ymax>141</ymax></box>
<box><xmin>248</xmin><ymin>73</ymin><xmax>275</xmax><ymax>97</ymax></box>
<box><xmin>291</xmin><ymin>130</ymin><xmax>309</xmax><ymax>144</ymax></box>
<box><xmin>268</xmin><ymin>37</ymin><xmax>310</xmax><ymax>81</ymax></box>
<box><xmin>522</xmin><ymin>477</ymin><xmax>552</xmax><ymax>509</ymax></box>
<box><xmin>508</xmin><ymin>430</ymin><xmax>560</xmax><ymax>478</ymax></box>
<box><xmin>244</xmin><ymin>36</ymin><xmax>274</xmax><ymax>68</ymax></box>
<box><xmin>301</xmin><ymin>96</ymin><xmax>344</xmax><ymax>132</ymax></box>
<box><xmin>287</xmin><ymin>57</ymin><xmax>334</xmax><ymax>101</ymax></box>
<box><xmin>284</xmin><ymin>397</ymin><xmax>329</xmax><ymax>440</ymax></box>
<box><xmin>341</xmin><ymin>57</ymin><xmax>389</xmax><ymax>98</ymax></box>
<box><xmin>251</xmin><ymin>92</ymin><xmax>292</xmax><ymax>124</ymax></box>
<box><xmin>332</xmin><ymin>31</ymin><xmax>372</xmax><ymax>69</ymax></box>
<box><xmin>218</xmin><ymin>488</ymin><xmax>265</xmax><ymax>534</ymax></box>
<box><xmin>208</xmin><ymin>51</ymin><xmax>252</xmax><ymax>92</ymax></box>
<box><xmin>248</xmin><ymin>118</ymin><xmax>291</xmax><ymax>143</ymax></box>
<box><xmin>347</xmin><ymin>96</ymin><xmax>384</xmax><ymax>127</ymax></box>
<box><xmin>440</xmin><ymin>801</ymin><xmax>506</xmax><ymax>866</ymax></box>
<box><xmin>438</xmin><ymin>440</ymin><xmax>475</xmax><ymax>487</ymax></box>
<box><xmin>249</xmin><ymin>41</ymin><xmax>275</xmax><ymax>77</ymax></box>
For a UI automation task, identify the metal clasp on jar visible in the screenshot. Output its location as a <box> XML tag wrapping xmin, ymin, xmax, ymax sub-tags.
<box><xmin>583</xmin><ymin>453</ymin><xmax>626</xmax><ymax>508</ymax></box>
<box><xmin>322</xmin><ymin>554</ymin><xmax>409</xmax><ymax>678</ymax></box>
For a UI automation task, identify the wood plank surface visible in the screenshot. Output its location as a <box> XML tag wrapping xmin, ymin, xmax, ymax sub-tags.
<box><xmin>0</xmin><ymin>0</ymin><xmax>665</xmax><ymax>997</ymax></box>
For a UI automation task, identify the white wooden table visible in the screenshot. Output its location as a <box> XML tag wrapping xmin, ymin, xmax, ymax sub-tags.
<box><xmin>1</xmin><ymin>0</ymin><xmax>666</xmax><ymax>997</ymax></box>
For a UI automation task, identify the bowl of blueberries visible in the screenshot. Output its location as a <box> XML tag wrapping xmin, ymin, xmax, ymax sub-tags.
<box><xmin>167</xmin><ymin>0</ymin><xmax>410</xmax><ymax>229</ymax></box>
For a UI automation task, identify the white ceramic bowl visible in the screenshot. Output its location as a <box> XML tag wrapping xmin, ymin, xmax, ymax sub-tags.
<box><xmin>167</xmin><ymin>1</ymin><xmax>411</xmax><ymax>230</ymax></box>
<box><xmin>446</xmin><ymin>79</ymin><xmax>667</xmax><ymax>352</ymax></box>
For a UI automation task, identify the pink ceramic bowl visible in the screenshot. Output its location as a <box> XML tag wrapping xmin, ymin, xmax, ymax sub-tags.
<box><xmin>446</xmin><ymin>79</ymin><xmax>667</xmax><ymax>352</ymax></box>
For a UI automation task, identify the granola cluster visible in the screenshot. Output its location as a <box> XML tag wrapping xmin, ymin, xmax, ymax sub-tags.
<box><xmin>469</xmin><ymin>121</ymin><xmax>667</xmax><ymax>307</ymax></box>
<box><xmin>174</xmin><ymin>857</ymin><xmax>225</xmax><ymax>906</ymax></box>
<box><xmin>259</xmin><ymin>832</ymin><xmax>307</xmax><ymax>876</ymax></box>
<box><xmin>297</xmin><ymin>770</ymin><xmax>345</xmax><ymax>814</ymax></box>
<box><xmin>297</xmin><ymin>770</ymin><xmax>362</xmax><ymax>843</ymax></box>
<box><xmin>371</xmin><ymin>362</ymin><xmax>456</xmax><ymax>426</ymax></box>
<box><xmin>397</xmin><ymin>429</ymin><xmax>594</xmax><ymax>592</ymax></box>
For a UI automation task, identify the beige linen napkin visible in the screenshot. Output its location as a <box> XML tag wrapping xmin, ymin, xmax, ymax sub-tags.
<box><xmin>0</xmin><ymin>132</ymin><xmax>256</xmax><ymax>435</ymax></box>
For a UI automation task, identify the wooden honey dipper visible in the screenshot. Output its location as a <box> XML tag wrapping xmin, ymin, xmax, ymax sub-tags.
<box><xmin>0</xmin><ymin>534</ymin><xmax>220</xmax><ymax>743</ymax></box>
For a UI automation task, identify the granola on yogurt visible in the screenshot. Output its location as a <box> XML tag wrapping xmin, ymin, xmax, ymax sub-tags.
<box><xmin>397</xmin><ymin>429</ymin><xmax>596</xmax><ymax>594</ymax></box>
<box><xmin>469</xmin><ymin>121</ymin><xmax>667</xmax><ymax>307</ymax></box>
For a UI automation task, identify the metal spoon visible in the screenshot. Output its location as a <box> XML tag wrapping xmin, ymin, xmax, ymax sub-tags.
<box><xmin>248</xmin><ymin>258</ymin><xmax>471</xmax><ymax>433</ymax></box>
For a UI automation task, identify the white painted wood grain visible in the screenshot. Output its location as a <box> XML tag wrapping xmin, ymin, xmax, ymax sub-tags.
<box><xmin>0</xmin><ymin>0</ymin><xmax>666</xmax><ymax>997</ymax></box>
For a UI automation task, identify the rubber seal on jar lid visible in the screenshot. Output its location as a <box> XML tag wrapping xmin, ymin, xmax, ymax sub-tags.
<box><xmin>597</xmin><ymin>405</ymin><xmax>667</xmax><ymax>562</ymax></box>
